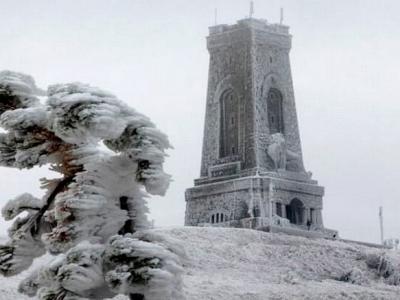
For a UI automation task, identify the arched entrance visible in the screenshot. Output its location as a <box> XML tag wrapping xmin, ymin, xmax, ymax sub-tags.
<box><xmin>286</xmin><ymin>198</ymin><xmax>304</xmax><ymax>225</ymax></box>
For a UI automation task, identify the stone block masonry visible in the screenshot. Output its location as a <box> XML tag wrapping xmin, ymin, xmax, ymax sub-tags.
<box><xmin>185</xmin><ymin>17</ymin><xmax>337</xmax><ymax>238</ymax></box>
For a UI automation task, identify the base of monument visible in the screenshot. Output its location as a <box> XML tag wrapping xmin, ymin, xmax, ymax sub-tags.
<box><xmin>185</xmin><ymin>175</ymin><xmax>326</xmax><ymax>228</ymax></box>
<box><xmin>199</xmin><ymin>217</ymin><xmax>338</xmax><ymax>239</ymax></box>
<box><xmin>262</xmin><ymin>224</ymin><xmax>338</xmax><ymax>239</ymax></box>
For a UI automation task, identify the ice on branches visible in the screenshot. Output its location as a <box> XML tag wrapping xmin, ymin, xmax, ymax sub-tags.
<box><xmin>0</xmin><ymin>70</ymin><xmax>179</xmax><ymax>300</ymax></box>
<box><xmin>0</xmin><ymin>233</ymin><xmax>45</xmax><ymax>276</ymax></box>
<box><xmin>103</xmin><ymin>235</ymin><xmax>183</xmax><ymax>300</ymax></box>
<box><xmin>2</xmin><ymin>193</ymin><xmax>42</xmax><ymax>221</ymax></box>
<box><xmin>47</xmin><ymin>83</ymin><xmax>128</xmax><ymax>144</ymax></box>
<box><xmin>0</xmin><ymin>70</ymin><xmax>43</xmax><ymax>115</ymax></box>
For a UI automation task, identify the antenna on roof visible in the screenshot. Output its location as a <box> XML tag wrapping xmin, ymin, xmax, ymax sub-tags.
<box><xmin>280</xmin><ymin>7</ymin><xmax>284</xmax><ymax>24</ymax></box>
<box><xmin>249</xmin><ymin>1</ymin><xmax>254</xmax><ymax>18</ymax></box>
<box><xmin>214</xmin><ymin>8</ymin><xmax>218</xmax><ymax>25</ymax></box>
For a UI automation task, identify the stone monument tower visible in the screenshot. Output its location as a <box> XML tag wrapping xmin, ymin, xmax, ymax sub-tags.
<box><xmin>185</xmin><ymin>17</ymin><xmax>336</xmax><ymax>237</ymax></box>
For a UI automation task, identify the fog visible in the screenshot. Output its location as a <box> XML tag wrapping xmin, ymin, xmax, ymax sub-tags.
<box><xmin>0</xmin><ymin>0</ymin><xmax>399</xmax><ymax>243</ymax></box>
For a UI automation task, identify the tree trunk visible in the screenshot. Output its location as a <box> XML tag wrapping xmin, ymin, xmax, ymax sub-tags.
<box><xmin>129</xmin><ymin>294</ymin><xmax>144</xmax><ymax>300</ymax></box>
<box><xmin>30</xmin><ymin>175</ymin><xmax>74</xmax><ymax>236</ymax></box>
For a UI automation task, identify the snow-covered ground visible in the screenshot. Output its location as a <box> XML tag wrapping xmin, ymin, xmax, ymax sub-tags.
<box><xmin>1</xmin><ymin>227</ymin><xmax>400</xmax><ymax>299</ymax></box>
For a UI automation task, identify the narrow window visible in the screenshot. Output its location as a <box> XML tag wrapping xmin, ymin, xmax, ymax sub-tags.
<box><xmin>267</xmin><ymin>88</ymin><xmax>284</xmax><ymax>134</ymax></box>
<box><xmin>220</xmin><ymin>90</ymin><xmax>239</xmax><ymax>157</ymax></box>
<box><xmin>221</xmin><ymin>214</ymin><xmax>224</xmax><ymax>222</ymax></box>
<box><xmin>216</xmin><ymin>213</ymin><xmax>219</xmax><ymax>223</ymax></box>
<box><xmin>211</xmin><ymin>215</ymin><xmax>215</xmax><ymax>224</ymax></box>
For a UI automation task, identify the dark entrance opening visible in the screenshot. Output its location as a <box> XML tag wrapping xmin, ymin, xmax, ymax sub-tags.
<box><xmin>286</xmin><ymin>198</ymin><xmax>304</xmax><ymax>225</ymax></box>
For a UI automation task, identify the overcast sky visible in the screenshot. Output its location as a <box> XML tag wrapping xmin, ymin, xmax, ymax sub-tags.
<box><xmin>0</xmin><ymin>0</ymin><xmax>399</xmax><ymax>244</ymax></box>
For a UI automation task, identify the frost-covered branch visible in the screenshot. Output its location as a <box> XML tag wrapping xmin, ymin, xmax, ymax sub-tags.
<box><xmin>0</xmin><ymin>70</ymin><xmax>179</xmax><ymax>300</ymax></box>
<box><xmin>103</xmin><ymin>235</ymin><xmax>183</xmax><ymax>300</ymax></box>
<box><xmin>1</xmin><ymin>193</ymin><xmax>42</xmax><ymax>221</ymax></box>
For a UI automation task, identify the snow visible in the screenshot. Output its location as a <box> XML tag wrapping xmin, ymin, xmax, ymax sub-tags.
<box><xmin>138</xmin><ymin>227</ymin><xmax>400</xmax><ymax>300</ymax></box>
<box><xmin>1</xmin><ymin>227</ymin><xmax>400</xmax><ymax>299</ymax></box>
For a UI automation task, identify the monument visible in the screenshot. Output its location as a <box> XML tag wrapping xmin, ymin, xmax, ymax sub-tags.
<box><xmin>185</xmin><ymin>17</ymin><xmax>337</xmax><ymax>237</ymax></box>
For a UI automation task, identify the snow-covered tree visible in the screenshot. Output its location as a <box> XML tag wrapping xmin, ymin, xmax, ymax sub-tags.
<box><xmin>0</xmin><ymin>71</ymin><xmax>182</xmax><ymax>300</ymax></box>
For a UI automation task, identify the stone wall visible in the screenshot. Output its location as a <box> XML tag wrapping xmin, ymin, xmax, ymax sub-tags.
<box><xmin>200</xmin><ymin>25</ymin><xmax>255</xmax><ymax>176</ymax></box>
<box><xmin>185</xmin><ymin>176</ymin><xmax>324</xmax><ymax>227</ymax></box>
<box><xmin>185</xmin><ymin>189</ymin><xmax>249</xmax><ymax>226</ymax></box>
<box><xmin>252</xmin><ymin>28</ymin><xmax>305</xmax><ymax>172</ymax></box>
<box><xmin>200</xmin><ymin>18</ymin><xmax>306</xmax><ymax>177</ymax></box>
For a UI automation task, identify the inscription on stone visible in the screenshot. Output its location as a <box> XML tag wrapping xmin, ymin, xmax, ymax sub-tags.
<box><xmin>209</xmin><ymin>162</ymin><xmax>241</xmax><ymax>178</ymax></box>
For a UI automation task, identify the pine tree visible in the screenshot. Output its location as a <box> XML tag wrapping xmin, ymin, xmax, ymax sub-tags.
<box><xmin>0</xmin><ymin>71</ymin><xmax>182</xmax><ymax>300</ymax></box>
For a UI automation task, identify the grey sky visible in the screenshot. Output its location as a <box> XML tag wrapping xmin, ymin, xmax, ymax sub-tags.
<box><xmin>0</xmin><ymin>0</ymin><xmax>399</xmax><ymax>243</ymax></box>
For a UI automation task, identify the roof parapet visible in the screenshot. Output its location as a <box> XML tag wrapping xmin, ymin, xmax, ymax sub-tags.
<box><xmin>209</xmin><ymin>18</ymin><xmax>289</xmax><ymax>36</ymax></box>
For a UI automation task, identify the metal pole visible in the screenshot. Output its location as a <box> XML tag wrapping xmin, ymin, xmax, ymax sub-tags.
<box><xmin>379</xmin><ymin>206</ymin><xmax>384</xmax><ymax>244</ymax></box>
<box><xmin>249</xmin><ymin>1</ymin><xmax>254</xmax><ymax>18</ymax></box>
<box><xmin>269</xmin><ymin>181</ymin><xmax>274</xmax><ymax>229</ymax></box>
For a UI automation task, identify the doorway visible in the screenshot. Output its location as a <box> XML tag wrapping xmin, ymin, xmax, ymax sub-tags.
<box><xmin>286</xmin><ymin>198</ymin><xmax>304</xmax><ymax>225</ymax></box>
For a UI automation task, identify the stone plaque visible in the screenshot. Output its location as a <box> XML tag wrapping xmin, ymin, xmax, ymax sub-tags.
<box><xmin>208</xmin><ymin>162</ymin><xmax>241</xmax><ymax>178</ymax></box>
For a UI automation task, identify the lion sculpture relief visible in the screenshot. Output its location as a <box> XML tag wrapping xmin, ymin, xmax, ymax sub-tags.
<box><xmin>267</xmin><ymin>133</ymin><xmax>302</xmax><ymax>171</ymax></box>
